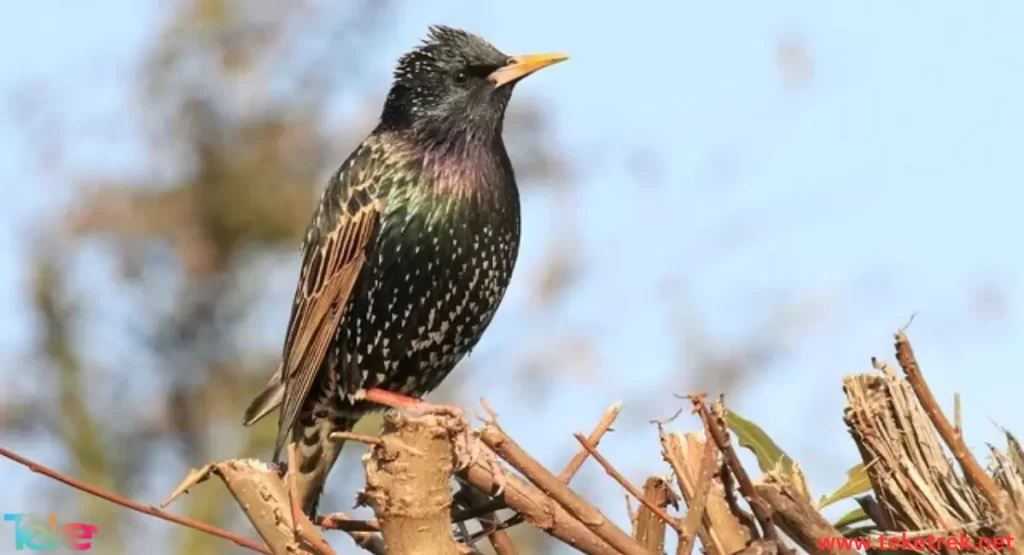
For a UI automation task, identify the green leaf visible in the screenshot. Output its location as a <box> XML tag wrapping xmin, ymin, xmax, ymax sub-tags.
<box><xmin>833</xmin><ymin>506</ymin><xmax>870</xmax><ymax>531</ymax></box>
<box><xmin>724</xmin><ymin>410</ymin><xmax>795</xmax><ymax>474</ymax></box>
<box><xmin>818</xmin><ymin>463</ymin><xmax>872</xmax><ymax>509</ymax></box>
<box><xmin>839</xmin><ymin>528</ymin><xmax>872</xmax><ymax>540</ymax></box>
<box><xmin>725</xmin><ymin>410</ymin><xmax>813</xmax><ymax>500</ymax></box>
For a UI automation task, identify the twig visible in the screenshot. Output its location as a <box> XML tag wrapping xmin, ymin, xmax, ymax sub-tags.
<box><xmin>330</xmin><ymin>431</ymin><xmax>385</xmax><ymax>446</ymax></box>
<box><xmin>318</xmin><ymin>514</ymin><xmax>380</xmax><ymax>532</ymax></box>
<box><xmin>694</xmin><ymin>396</ymin><xmax>780</xmax><ymax>542</ymax></box>
<box><xmin>572</xmin><ymin>432</ymin><xmax>682</xmax><ymax>532</ymax></box>
<box><xmin>450</xmin><ymin>499</ymin><xmax>505</xmax><ymax>524</ymax></box>
<box><xmin>318</xmin><ymin>514</ymin><xmax>386</xmax><ymax>555</ymax></box>
<box><xmin>559</xmin><ymin>402</ymin><xmax>622</xmax><ymax>482</ymax></box>
<box><xmin>278</xmin><ymin>448</ymin><xmax>336</xmax><ymax>555</ymax></box>
<box><xmin>455</xmin><ymin>484</ymin><xmax>519</xmax><ymax>555</ymax></box>
<box><xmin>459</xmin><ymin>444</ymin><xmax>617</xmax><ymax>554</ymax></box>
<box><xmin>893</xmin><ymin>330</ymin><xmax>1004</xmax><ymax>509</ymax></box>
<box><xmin>625</xmin><ymin>495</ymin><xmax>638</xmax><ymax>532</ymax></box>
<box><xmin>0</xmin><ymin>447</ymin><xmax>271</xmax><ymax>554</ymax></box>
<box><xmin>489</xmin><ymin>402</ymin><xmax>624</xmax><ymax>532</ymax></box>
<box><xmin>479</xmin><ymin>423</ymin><xmax>648</xmax><ymax>555</ymax></box>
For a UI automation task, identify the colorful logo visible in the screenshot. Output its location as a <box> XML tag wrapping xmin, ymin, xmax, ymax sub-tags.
<box><xmin>3</xmin><ymin>513</ymin><xmax>99</xmax><ymax>551</ymax></box>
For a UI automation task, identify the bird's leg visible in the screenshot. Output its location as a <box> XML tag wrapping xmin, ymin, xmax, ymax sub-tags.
<box><xmin>364</xmin><ymin>388</ymin><xmax>479</xmax><ymax>471</ymax></box>
<box><xmin>287</xmin><ymin>443</ymin><xmax>303</xmax><ymax>540</ymax></box>
<box><xmin>363</xmin><ymin>388</ymin><xmax>464</xmax><ymax>418</ymax></box>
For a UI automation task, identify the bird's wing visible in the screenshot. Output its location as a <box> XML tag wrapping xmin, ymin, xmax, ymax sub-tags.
<box><xmin>272</xmin><ymin>146</ymin><xmax>383</xmax><ymax>460</ymax></box>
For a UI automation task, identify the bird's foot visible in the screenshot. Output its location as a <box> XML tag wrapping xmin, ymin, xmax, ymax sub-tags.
<box><xmin>363</xmin><ymin>388</ymin><xmax>479</xmax><ymax>470</ymax></box>
<box><xmin>270</xmin><ymin>461</ymin><xmax>287</xmax><ymax>478</ymax></box>
<box><xmin>489</xmin><ymin>451</ymin><xmax>507</xmax><ymax>497</ymax></box>
<box><xmin>450</xmin><ymin>424</ymin><xmax>483</xmax><ymax>473</ymax></box>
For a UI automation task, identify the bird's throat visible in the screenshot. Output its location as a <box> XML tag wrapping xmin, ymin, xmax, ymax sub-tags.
<box><xmin>424</xmin><ymin>140</ymin><xmax>509</xmax><ymax>201</ymax></box>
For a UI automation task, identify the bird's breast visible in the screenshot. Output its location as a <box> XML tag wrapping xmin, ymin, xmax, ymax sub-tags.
<box><xmin>339</xmin><ymin>192</ymin><xmax>520</xmax><ymax>396</ymax></box>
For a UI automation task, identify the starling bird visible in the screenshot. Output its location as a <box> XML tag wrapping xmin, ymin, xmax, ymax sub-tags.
<box><xmin>242</xmin><ymin>25</ymin><xmax>566</xmax><ymax>517</ymax></box>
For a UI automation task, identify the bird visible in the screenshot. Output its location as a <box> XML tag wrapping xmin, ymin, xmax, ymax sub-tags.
<box><xmin>242</xmin><ymin>25</ymin><xmax>567</xmax><ymax>518</ymax></box>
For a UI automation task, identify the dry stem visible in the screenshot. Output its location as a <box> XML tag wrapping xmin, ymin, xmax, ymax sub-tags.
<box><xmin>694</xmin><ymin>396</ymin><xmax>780</xmax><ymax>543</ymax></box>
<box><xmin>361</xmin><ymin>412</ymin><xmax>464</xmax><ymax>555</ymax></box>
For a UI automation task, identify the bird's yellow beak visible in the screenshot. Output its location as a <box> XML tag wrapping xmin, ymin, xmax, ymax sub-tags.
<box><xmin>488</xmin><ymin>53</ymin><xmax>568</xmax><ymax>88</ymax></box>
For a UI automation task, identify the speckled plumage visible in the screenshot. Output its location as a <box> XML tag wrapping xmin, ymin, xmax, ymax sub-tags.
<box><xmin>242</xmin><ymin>25</ymin><xmax>564</xmax><ymax>516</ymax></box>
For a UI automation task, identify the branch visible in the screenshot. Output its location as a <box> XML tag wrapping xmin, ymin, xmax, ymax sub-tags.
<box><xmin>482</xmin><ymin>402</ymin><xmax>622</xmax><ymax>533</ymax></box>
<box><xmin>560</xmin><ymin>402</ymin><xmax>622</xmax><ymax>482</ymax></box>
<box><xmin>479</xmin><ymin>422</ymin><xmax>648</xmax><ymax>555</ymax></box>
<box><xmin>694</xmin><ymin>396</ymin><xmax>780</xmax><ymax>543</ymax></box>
<box><xmin>360</xmin><ymin>412</ymin><xmax>464</xmax><ymax>555</ymax></box>
<box><xmin>893</xmin><ymin>330</ymin><xmax>1004</xmax><ymax>509</ymax></box>
<box><xmin>0</xmin><ymin>447</ymin><xmax>271</xmax><ymax>554</ymax></box>
<box><xmin>459</xmin><ymin>440</ymin><xmax>618</xmax><ymax>554</ymax></box>
<box><xmin>164</xmin><ymin>459</ymin><xmax>335</xmax><ymax>555</ymax></box>
<box><xmin>572</xmin><ymin>432</ymin><xmax>682</xmax><ymax>532</ymax></box>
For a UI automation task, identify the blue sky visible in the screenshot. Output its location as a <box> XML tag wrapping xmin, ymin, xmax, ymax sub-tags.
<box><xmin>2</xmin><ymin>0</ymin><xmax>1024</xmax><ymax>553</ymax></box>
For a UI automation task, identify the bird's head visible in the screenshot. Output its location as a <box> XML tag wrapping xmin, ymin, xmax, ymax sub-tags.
<box><xmin>380</xmin><ymin>25</ymin><xmax>567</xmax><ymax>142</ymax></box>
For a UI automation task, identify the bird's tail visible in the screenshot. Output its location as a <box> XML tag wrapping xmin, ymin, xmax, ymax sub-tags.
<box><xmin>243</xmin><ymin>365</ymin><xmax>285</xmax><ymax>427</ymax></box>
<box><xmin>290</xmin><ymin>411</ymin><xmax>360</xmax><ymax>517</ymax></box>
<box><xmin>243</xmin><ymin>367</ymin><xmax>358</xmax><ymax>517</ymax></box>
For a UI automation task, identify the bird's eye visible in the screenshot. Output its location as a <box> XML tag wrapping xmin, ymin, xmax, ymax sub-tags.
<box><xmin>454</xmin><ymin>70</ymin><xmax>469</xmax><ymax>84</ymax></box>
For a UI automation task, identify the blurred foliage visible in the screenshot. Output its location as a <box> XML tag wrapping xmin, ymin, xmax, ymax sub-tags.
<box><xmin>3</xmin><ymin>2</ymin><xmax>579</xmax><ymax>554</ymax></box>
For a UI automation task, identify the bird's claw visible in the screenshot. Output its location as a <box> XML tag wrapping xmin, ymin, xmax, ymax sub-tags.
<box><xmin>451</xmin><ymin>426</ymin><xmax>481</xmax><ymax>472</ymax></box>
<box><xmin>490</xmin><ymin>454</ymin><xmax>507</xmax><ymax>497</ymax></box>
<box><xmin>407</xmin><ymin>401</ymin><xmax>465</xmax><ymax>420</ymax></box>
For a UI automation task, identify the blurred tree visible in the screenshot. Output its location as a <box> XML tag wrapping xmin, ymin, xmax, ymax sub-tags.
<box><xmin>4</xmin><ymin>1</ymin><xmax>582</xmax><ymax>554</ymax></box>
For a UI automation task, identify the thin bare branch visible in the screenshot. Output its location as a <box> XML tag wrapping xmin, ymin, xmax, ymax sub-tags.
<box><xmin>318</xmin><ymin>515</ymin><xmax>386</xmax><ymax>555</ymax></box>
<box><xmin>479</xmin><ymin>422</ymin><xmax>648</xmax><ymax>555</ymax></box>
<box><xmin>455</xmin><ymin>484</ymin><xmax>519</xmax><ymax>555</ymax></box>
<box><xmin>459</xmin><ymin>441</ymin><xmax>618</xmax><ymax>553</ymax></box>
<box><xmin>694</xmin><ymin>396</ymin><xmax>780</xmax><ymax>542</ymax></box>
<box><xmin>0</xmin><ymin>447</ymin><xmax>271</xmax><ymax>554</ymax></box>
<box><xmin>560</xmin><ymin>402</ymin><xmax>622</xmax><ymax>482</ymax></box>
<box><xmin>330</xmin><ymin>431</ymin><xmax>385</xmax><ymax>446</ymax></box>
<box><xmin>572</xmin><ymin>431</ymin><xmax>682</xmax><ymax>532</ymax></box>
